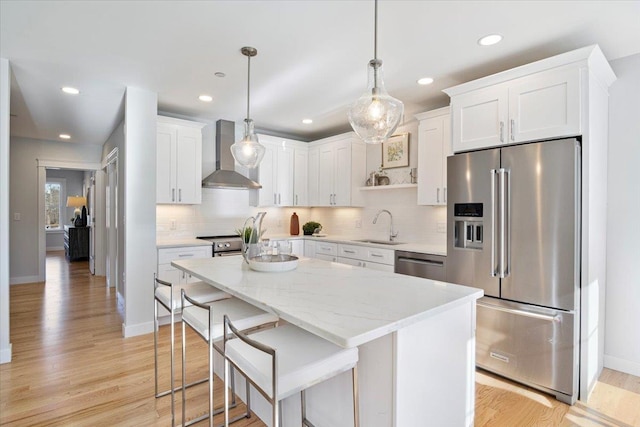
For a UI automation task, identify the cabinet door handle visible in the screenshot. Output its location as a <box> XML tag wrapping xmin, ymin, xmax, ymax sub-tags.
<box><xmin>172</xmin><ymin>188</ymin><xmax>175</xmax><ymax>202</ymax></box>
<box><xmin>499</xmin><ymin>121</ymin><xmax>504</xmax><ymax>143</ymax></box>
<box><xmin>178</xmin><ymin>188</ymin><xmax>182</xmax><ymax>202</ymax></box>
<box><xmin>295</xmin><ymin>194</ymin><xmax>298</xmax><ymax>205</ymax></box>
<box><xmin>444</xmin><ymin>187</ymin><xmax>447</xmax><ymax>203</ymax></box>
<box><xmin>437</xmin><ymin>188</ymin><xmax>440</xmax><ymax>203</ymax></box>
<box><xmin>510</xmin><ymin>119</ymin><xmax>515</xmax><ymax>141</ymax></box>
<box><xmin>278</xmin><ymin>193</ymin><xmax>281</xmax><ymax>205</ymax></box>
<box><xmin>274</xmin><ymin>193</ymin><xmax>277</xmax><ymax>205</ymax></box>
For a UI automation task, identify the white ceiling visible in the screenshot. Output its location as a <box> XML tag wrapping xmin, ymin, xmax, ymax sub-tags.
<box><xmin>1</xmin><ymin>0</ymin><xmax>639</xmax><ymax>145</ymax></box>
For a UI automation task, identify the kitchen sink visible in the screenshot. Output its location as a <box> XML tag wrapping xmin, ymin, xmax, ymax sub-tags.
<box><xmin>353</xmin><ymin>239</ymin><xmax>405</xmax><ymax>246</ymax></box>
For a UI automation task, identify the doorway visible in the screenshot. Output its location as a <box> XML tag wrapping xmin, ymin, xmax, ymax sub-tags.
<box><xmin>36</xmin><ymin>159</ymin><xmax>102</xmax><ymax>284</ymax></box>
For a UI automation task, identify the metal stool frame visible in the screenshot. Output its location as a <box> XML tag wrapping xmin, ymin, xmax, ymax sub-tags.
<box><xmin>181</xmin><ymin>289</ymin><xmax>277</xmax><ymax>427</ymax></box>
<box><xmin>222</xmin><ymin>315</ymin><xmax>360</xmax><ymax>427</ymax></box>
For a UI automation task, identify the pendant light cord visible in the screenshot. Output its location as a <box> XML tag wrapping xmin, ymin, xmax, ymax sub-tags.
<box><xmin>374</xmin><ymin>0</ymin><xmax>378</xmax><ymax>60</ymax></box>
<box><xmin>246</xmin><ymin>54</ymin><xmax>251</xmax><ymax>120</ymax></box>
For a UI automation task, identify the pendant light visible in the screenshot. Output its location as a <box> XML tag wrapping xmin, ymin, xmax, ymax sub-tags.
<box><xmin>348</xmin><ymin>0</ymin><xmax>404</xmax><ymax>144</ymax></box>
<box><xmin>230</xmin><ymin>46</ymin><xmax>266</xmax><ymax>169</ymax></box>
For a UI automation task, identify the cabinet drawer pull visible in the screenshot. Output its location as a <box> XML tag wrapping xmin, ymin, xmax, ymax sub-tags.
<box><xmin>371</xmin><ymin>253</ymin><xmax>384</xmax><ymax>258</ymax></box>
<box><xmin>343</xmin><ymin>249</ymin><xmax>356</xmax><ymax>254</ymax></box>
<box><xmin>178</xmin><ymin>253</ymin><xmax>194</xmax><ymax>257</ymax></box>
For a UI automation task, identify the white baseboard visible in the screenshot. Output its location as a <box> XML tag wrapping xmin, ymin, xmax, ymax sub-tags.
<box><xmin>10</xmin><ymin>275</ymin><xmax>42</xmax><ymax>285</ymax></box>
<box><xmin>122</xmin><ymin>320</ymin><xmax>154</xmax><ymax>338</ymax></box>
<box><xmin>0</xmin><ymin>344</ymin><xmax>12</xmax><ymax>364</ymax></box>
<box><xmin>46</xmin><ymin>246</ymin><xmax>64</xmax><ymax>251</ymax></box>
<box><xmin>604</xmin><ymin>354</ymin><xmax>640</xmax><ymax>377</ymax></box>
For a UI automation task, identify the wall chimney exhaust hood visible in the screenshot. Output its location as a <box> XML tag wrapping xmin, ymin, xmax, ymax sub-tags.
<box><xmin>202</xmin><ymin>120</ymin><xmax>262</xmax><ymax>190</ymax></box>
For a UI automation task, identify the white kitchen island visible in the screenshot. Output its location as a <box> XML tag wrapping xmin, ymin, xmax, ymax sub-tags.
<box><xmin>172</xmin><ymin>256</ymin><xmax>483</xmax><ymax>427</ymax></box>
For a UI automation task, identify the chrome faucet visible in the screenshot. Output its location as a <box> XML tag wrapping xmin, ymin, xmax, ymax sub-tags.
<box><xmin>373</xmin><ymin>209</ymin><xmax>398</xmax><ymax>241</ymax></box>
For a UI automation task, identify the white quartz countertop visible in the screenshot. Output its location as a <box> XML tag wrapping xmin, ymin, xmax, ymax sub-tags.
<box><xmin>157</xmin><ymin>238</ymin><xmax>213</xmax><ymax>249</ymax></box>
<box><xmin>172</xmin><ymin>256</ymin><xmax>481</xmax><ymax>348</ymax></box>
<box><xmin>265</xmin><ymin>234</ymin><xmax>447</xmax><ymax>256</ymax></box>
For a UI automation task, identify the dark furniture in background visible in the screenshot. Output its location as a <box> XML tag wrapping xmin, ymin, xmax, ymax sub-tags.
<box><xmin>64</xmin><ymin>225</ymin><xmax>89</xmax><ymax>261</ymax></box>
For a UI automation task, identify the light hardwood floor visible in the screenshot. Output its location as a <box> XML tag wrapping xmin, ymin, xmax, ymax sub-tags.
<box><xmin>1</xmin><ymin>251</ymin><xmax>638</xmax><ymax>426</ymax></box>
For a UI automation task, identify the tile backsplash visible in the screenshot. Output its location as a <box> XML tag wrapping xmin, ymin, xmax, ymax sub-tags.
<box><xmin>157</xmin><ymin>187</ymin><xmax>446</xmax><ymax>247</ymax></box>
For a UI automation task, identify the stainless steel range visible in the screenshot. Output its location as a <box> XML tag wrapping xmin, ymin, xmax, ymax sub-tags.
<box><xmin>197</xmin><ymin>235</ymin><xmax>243</xmax><ymax>256</ymax></box>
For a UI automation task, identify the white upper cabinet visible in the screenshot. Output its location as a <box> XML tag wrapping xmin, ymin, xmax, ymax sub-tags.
<box><xmin>293</xmin><ymin>147</ymin><xmax>308</xmax><ymax>207</ymax></box>
<box><xmin>156</xmin><ymin>116</ymin><xmax>205</xmax><ymax>204</ymax></box>
<box><xmin>508</xmin><ymin>66</ymin><xmax>580</xmax><ymax>143</ymax></box>
<box><xmin>447</xmin><ymin>62</ymin><xmax>582</xmax><ymax>153</ymax></box>
<box><xmin>416</xmin><ymin>107</ymin><xmax>451</xmax><ymax>206</ymax></box>
<box><xmin>309</xmin><ymin>133</ymin><xmax>366</xmax><ymax>207</ymax></box>
<box><xmin>307</xmin><ymin>147</ymin><xmax>320</xmax><ymax>206</ymax></box>
<box><xmin>251</xmin><ymin>135</ymin><xmax>304</xmax><ymax>207</ymax></box>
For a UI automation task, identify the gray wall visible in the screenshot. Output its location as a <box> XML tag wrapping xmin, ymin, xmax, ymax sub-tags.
<box><xmin>9</xmin><ymin>137</ymin><xmax>102</xmax><ymax>282</ymax></box>
<box><xmin>605</xmin><ymin>53</ymin><xmax>640</xmax><ymax>376</ymax></box>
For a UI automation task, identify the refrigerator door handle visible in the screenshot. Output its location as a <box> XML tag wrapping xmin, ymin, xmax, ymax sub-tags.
<box><xmin>504</xmin><ymin>169</ymin><xmax>511</xmax><ymax>277</ymax></box>
<box><xmin>477</xmin><ymin>301</ymin><xmax>560</xmax><ymax>323</ymax></box>
<box><xmin>491</xmin><ymin>169</ymin><xmax>499</xmax><ymax>277</ymax></box>
<box><xmin>498</xmin><ymin>168</ymin><xmax>508</xmax><ymax>279</ymax></box>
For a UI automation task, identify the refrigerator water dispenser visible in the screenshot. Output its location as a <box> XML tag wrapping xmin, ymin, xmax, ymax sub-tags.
<box><xmin>453</xmin><ymin>203</ymin><xmax>484</xmax><ymax>250</ymax></box>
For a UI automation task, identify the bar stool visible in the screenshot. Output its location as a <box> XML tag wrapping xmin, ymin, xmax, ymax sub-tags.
<box><xmin>153</xmin><ymin>275</ymin><xmax>231</xmax><ymax>425</ymax></box>
<box><xmin>181</xmin><ymin>290</ymin><xmax>279</xmax><ymax>427</ymax></box>
<box><xmin>222</xmin><ymin>315</ymin><xmax>360</xmax><ymax>427</ymax></box>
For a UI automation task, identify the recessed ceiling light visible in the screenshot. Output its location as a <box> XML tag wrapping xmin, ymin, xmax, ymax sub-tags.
<box><xmin>199</xmin><ymin>94</ymin><xmax>213</xmax><ymax>102</ymax></box>
<box><xmin>59</xmin><ymin>134</ymin><xmax>71</xmax><ymax>139</ymax></box>
<box><xmin>61</xmin><ymin>86</ymin><xmax>80</xmax><ymax>95</ymax></box>
<box><xmin>478</xmin><ymin>34</ymin><xmax>503</xmax><ymax>46</ymax></box>
<box><xmin>214</xmin><ymin>72</ymin><xmax>226</xmax><ymax>78</ymax></box>
<box><xmin>417</xmin><ymin>77</ymin><xmax>434</xmax><ymax>85</ymax></box>
<box><xmin>302</xmin><ymin>119</ymin><xmax>313</xmax><ymax>124</ymax></box>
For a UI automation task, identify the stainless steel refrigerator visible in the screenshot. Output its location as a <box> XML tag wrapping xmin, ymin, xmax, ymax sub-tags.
<box><xmin>446</xmin><ymin>138</ymin><xmax>580</xmax><ymax>404</ymax></box>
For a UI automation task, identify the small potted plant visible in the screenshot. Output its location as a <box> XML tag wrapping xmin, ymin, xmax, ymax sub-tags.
<box><xmin>235</xmin><ymin>226</ymin><xmax>266</xmax><ymax>244</ymax></box>
<box><xmin>302</xmin><ymin>221</ymin><xmax>321</xmax><ymax>236</ymax></box>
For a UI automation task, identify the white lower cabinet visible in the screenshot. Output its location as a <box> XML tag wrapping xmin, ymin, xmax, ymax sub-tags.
<box><xmin>269</xmin><ymin>238</ymin><xmax>305</xmax><ymax>257</ymax></box>
<box><xmin>314</xmin><ymin>241</ymin><xmax>338</xmax><ymax>262</ymax></box>
<box><xmin>157</xmin><ymin>246</ymin><xmax>211</xmax><ymax>284</ymax></box>
<box><xmin>337</xmin><ymin>243</ymin><xmax>394</xmax><ymax>272</ymax></box>
<box><xmin>156</xmin><ymin>245</ymin><xmax>211</xmax><ymax>317</ymax></box>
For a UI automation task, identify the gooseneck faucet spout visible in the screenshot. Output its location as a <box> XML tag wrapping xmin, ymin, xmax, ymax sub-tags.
<box><xmin>373</xmin><ymin>209</ymin><xmax>398</xmax><ymax>241</ymax></box>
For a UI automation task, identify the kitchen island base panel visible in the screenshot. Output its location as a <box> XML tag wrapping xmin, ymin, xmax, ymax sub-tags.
<box><xmin>206</xmin><ymin>302</ymin><xmax>476</xmax><ymax>427</ymax></box>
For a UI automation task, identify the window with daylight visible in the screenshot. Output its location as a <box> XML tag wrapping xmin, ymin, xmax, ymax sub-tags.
<box><xmin>45</xmin><ymin>179</ymin><xmax>65</xmax><ymax>230</ymax></box>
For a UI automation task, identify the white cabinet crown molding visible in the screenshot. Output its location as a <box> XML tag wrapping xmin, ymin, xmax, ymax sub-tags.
<box><xmin>443</xmin><ymin>44</ymin><xmax>615</xmax><ymax>98</ymax></box>
<box><xmin>157</xmin><ymin>115</ymin><xmax>206</xmax><ymax>129</ymax></box>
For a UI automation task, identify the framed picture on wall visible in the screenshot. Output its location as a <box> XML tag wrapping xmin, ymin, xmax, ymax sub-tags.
<box><xmin>381</xmin><ymin>133</ymin><xmax>410</xmax><ymax>169</ymax></box>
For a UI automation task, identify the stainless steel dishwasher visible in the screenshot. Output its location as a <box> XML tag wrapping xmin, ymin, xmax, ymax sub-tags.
<box><xmin>395</xmin><ymin>250</ymin><xmax>447</xmax><ymax>281</ymax></box>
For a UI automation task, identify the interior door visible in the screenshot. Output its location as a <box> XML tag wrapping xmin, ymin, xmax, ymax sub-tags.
<box><xmin>500</xmin><ymin>139</ymin><xmax>579</xmax><ymax>310</ymax></box>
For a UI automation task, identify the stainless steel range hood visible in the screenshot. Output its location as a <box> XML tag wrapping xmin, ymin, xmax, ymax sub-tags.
<box><xmin>202</xmin><ymin>120</ymin><xmax>262</xmax><ymax>189</ymax></box>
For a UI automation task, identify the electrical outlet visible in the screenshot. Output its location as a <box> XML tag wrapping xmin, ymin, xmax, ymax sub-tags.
<box><xmin>14</xmin><ymin>213</ymin><xmax>21</xmax><ymax>221</ymax></box>
<box><xmin>437</xmin><ymin>222</ymin><xmax>446</xmax><ymax>233</ymax></box>
<box><xmin>355</xmin><ymin>219</ymin><xmax>362</xmax><ymax>228</ymax></box>
<box><xmin>277</xmin><ymin>219</ymin><xmax>282</xmax><ymax>227</ymax></box>
<box><xmin>170</xmin><ymin>219</ymin><xmax>177</xmax><ymax>230</ymax></box>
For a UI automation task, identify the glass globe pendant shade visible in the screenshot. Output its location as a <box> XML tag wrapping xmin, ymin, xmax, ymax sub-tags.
<box><xmin>348</xmin><ymin>59</ymin><xmax>404</xmax><ymax>144</ymax></box>
<box><xmin>230</xmin><ymin>119</ymin><xmax>266</xmax><ymax>169</ymax></box>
